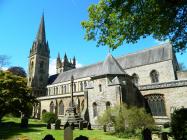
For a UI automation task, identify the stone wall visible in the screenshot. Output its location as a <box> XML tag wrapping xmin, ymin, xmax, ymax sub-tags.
<box><xmin>141</xmin><ymin>86</ymin><xmax>187</xmax><ymax>118</ymax></box>
<box><xmin>125</xmin><ymin>60</ymin><xmax>176</xmax><ymax>85</ymax></box>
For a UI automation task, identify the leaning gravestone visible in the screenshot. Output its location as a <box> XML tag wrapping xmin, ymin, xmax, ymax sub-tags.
<box><xmin>64</xmin><ymin>126</ymin><xmax>73</xmax><ymax>140</ymax></box>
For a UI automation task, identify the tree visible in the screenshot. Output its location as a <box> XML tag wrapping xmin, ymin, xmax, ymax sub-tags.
<box><xmin>8</xmin><ymin>66</ymin><xmax>27</xmax><ymax>77</ymax></box>
<box><xmin>171</xmin><ymin>108</ymin><xmax>187</xmax><ymax>140</ymax></box>
<box><xmin>0</xmin><ymin>55</ymin><xmax>9</xmax><ymax>70</ymax></box>
<box><xmin>81</xmin><ymin>0</ymin><xmax>187</xmax><ymax>52</ymax></box>
<box><xmin>0</xmin><ymin>71</ymin><xmax>37</xmax><ymax>121</ymax></box>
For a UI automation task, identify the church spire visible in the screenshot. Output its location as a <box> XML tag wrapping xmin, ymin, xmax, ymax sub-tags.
<box><xmin>36</xmin><ymin>14</ymin><xmax>46</xmax><ymax>43</ymax></box>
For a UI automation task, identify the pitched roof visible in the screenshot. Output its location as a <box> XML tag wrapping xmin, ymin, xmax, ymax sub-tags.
<box><xmin>96</xmin><ymin>54</ymin><xmax>125</xmax><ymax>76</ymax></box>
<box><xmin>52</xmin><ymin>43</ymin><xmax>173</xmax><ymax>84</ymax></box>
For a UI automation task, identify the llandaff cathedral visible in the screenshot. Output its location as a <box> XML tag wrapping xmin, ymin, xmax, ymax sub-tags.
<box><xmin>28</xmin><ymin>15</ymin><xmax>187</xmax><ymax>126</ymax></box>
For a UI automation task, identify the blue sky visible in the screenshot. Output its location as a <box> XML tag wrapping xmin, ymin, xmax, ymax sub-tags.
<box><xmin>0</xmin><ymin>0</ymin><xmax>186</xmax><ymax>75</ymax></box>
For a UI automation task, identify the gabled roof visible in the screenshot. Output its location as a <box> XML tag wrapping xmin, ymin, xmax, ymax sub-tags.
<box><xmin>109</xmin><ymin>76</ymin><xmax>126</xmax><ymax>86</ymax></box>
<box><xmin>52</xmin><ymin>43</ymin><xmax>174</xmax><ymax>84</ymax></box>
<box><xmin>96</xmin><ymin>54</ymin><xmax>125</xmax><ymax>76</ymax></box>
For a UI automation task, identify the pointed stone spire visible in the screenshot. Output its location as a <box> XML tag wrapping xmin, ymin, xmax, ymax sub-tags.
<box><xmin>36</xmin><ymin>14</ymin><xmax>46</xmax><ymax>43</ymax></box>
<box><xmin>56</xmin><ymin>52</ymin><xmax>62</xmax><ymax>68</ymax></box>
<box><xmin>64</xmin><ymin>53</ymin><xmax>68</xmax><ymax>62</ymax></box>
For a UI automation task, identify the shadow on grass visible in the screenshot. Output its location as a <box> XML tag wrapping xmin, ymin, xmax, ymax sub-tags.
<box><xmin>0</xmin><ymin>121</ymin><xmax>45</xmax><ymax>139</ymax></box>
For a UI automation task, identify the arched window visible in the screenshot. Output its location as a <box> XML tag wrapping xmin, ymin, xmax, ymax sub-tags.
<box><xmin>75</xmin><ymin>98</ymin><xmax>80</xmax><ymax>113</ymax></box>
<box><xmin>59</xmin><ymin>101</ymin><xmax>64</xmax><ymax>115</ymax></box>
<box><xmin>99</xmin><ymin>84</ymin><xmax>102</xmax><ymax>92</ymax></box>
<box><xmin>84</xmin><ymin>81</ymin><xmax>87</xmax><ymax>88</ymax></box>
<box><xmin>74</xmin><ymin>83</ymin><xmax>76</xmax><ymax>92</ymax></box>
<box><xmin>150</xmin><ymin>70</ymin><xmax>159</xmax><ymax>83</ymax></box>
<box><xmin>144</xmin><ymin>94</ymin><xmax>166</xmax><ymax>116</ymax></box>
<box><xmin>81</xmin><ymin>99</ymin><xmax>84</xmax><ymax>112</ymax></box>
<box><xmin>63</xmin><ymin>85</ymin><xmax>66</xmax><ymax>94</ymax></box>
<box><xmin>93</xmin><ymin>102</ymin><xmax>98</xmax><ymax>117</ymax></box>
<box><xmin>80</xmin><ymin>82</ymin><xmax>83</xmax><ymax>91</ymax></box>
<box><xmin>106</xmin><ymin>101</ymin><xmax>111</xmax><ymax>110</ymax></box>
<box><xmin>42</xmin><ymin>109</ymin><xmax>47</xmax><ymax>116</ymax></box>
<box><xmin>61</xmin><ymin>86</ymin><xmax>63</xmax><ymax>94</ymax></box>
<box><xmin>132</xmin><ymin>73</ymin><xmax>139</xmax><ymax>85</ymax></box>
<box><xmin>50</xmin><ymin>101</ymin><xmax>55</xmax><ymax>113</ymax></box>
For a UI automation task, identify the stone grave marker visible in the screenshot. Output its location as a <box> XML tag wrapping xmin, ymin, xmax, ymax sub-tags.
<box><xmin>64</xmin><ymin>126</ymin><xmax>73</xmax><ymax>140</ymax></box>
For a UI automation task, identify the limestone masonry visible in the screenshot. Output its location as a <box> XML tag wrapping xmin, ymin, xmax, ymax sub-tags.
<box><xmin>28</xmin><ymin>15</ymin><xmax>187</xmax><ymax>126</ymax></box>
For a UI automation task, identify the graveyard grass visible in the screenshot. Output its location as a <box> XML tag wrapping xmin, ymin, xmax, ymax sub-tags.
<box><xmin>0</xmin><ymin>116</ymin><xmax>140</xmax><ymax>140</ymax></box>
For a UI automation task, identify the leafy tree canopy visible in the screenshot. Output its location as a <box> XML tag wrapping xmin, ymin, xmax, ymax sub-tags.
<box><xmin>82</xmin><ymin>0</ymin><xmax>187</xmax><ymax>52</ymax></box>
<box><xmin>8</xmin><ymin>66</ymin><xmax>27</xmax><ymax>77</ymax></box>
<box><xmin>0</xmin><ymin>71</ymin><xmax>37</xmax><ymax>121</ymax></box>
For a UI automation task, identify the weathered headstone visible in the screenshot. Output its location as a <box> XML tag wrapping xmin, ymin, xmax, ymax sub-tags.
<box><xmin>71</xmin><ymin>123</ymin><xmax>75</xmax><ymax>130</ymax></box>
<box><xmin>142</xmin><ymin>128</ymin><xmax>152</xmax><ymax>140</ymax></box>
<box><xmin>160</xmin><ymin>132</ymin><xmax>168</xmax><ymax>140</ymax></box>
<box><xmin>46</xmin><ymin>123</ymin><xmax>51</xmax><ymax>129</ymax></box>
<box><xmin>64</xmin><ymin>121</ymin><xmax>70</xmax><ymax>129</ymax></box>
<box><xmin>87</xmin><ymin>122</ymin><xmax>91</xmax><ymax>130</ymax></box>
<box><xmin>55</xmin><ymin>119</ymin><xmax>61</xmax><ymax>130</ymax></box>
<box><xmin>20</xmin><ymin>116</ymin><xmax>28</xmax><ymax>128</ymax></box>
<box><xmin>79</xmin><ymin>121</ymin><xmax>83</xmax><ymax>130</ymax></box>
<box><xmin>103</xmin><ymin>125</ymin><xmax>106</xmax><ymax>132</ymax></box>
<box><xmin>64</xmin><ymin>126</ymin><xmax>73</xmax><ymax>140</ymax></box>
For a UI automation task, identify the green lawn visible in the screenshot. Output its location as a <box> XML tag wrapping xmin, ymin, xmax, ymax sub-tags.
<box><xmin>0</xmin><ymin>117</ymin><xmax>139</xmax><ymax>140</ymax></box>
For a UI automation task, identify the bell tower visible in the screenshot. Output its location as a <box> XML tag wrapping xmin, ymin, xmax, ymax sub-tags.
<box><xmin>28</xmin><ymin>14</ymin><xmax>50</xmax><ymax>97</ymax></box>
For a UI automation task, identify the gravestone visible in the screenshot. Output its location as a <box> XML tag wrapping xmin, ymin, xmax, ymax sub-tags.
<box><xmin>79</xmin><ymin>121</ymin><xmax>83</xmax><ymax>130</ymax></box>
<box><xmin>46</xmin><ymin>123</ymin><xmax>51</xmax><ymax>129</ymax></box>
<box><xmin>103</xmin><ymin>125</ymin><xmax>106</xmax><ymax>132</ymax></box>
<box><xmin>160</xmin><ymin>132</ymin><xmax>168</xmax><ymax>140</ymax></box>
<box><xmin>64</xmin><ymin>126</ymin><xmax>73</xmax><ymax>140</ymax></box>
<box><xmin>71</xmin><ymin>123</ymin><xmax>75</xmax><ymax>130</ymax></box>
<box><xmin>20</xmin><ymin>116</ymin><xmax>28</xmax><ymax>128</ymax></box>
<box><xmin>64</xmin><ymin>121</ymin><xmax>70</xmax><ymax>129</ymax></box>
<box><xmin>142</xmin><ymin>128</ymin><xmax>152</xmax><ymax>140</ymax></box>
<box><xmin>87</xmin><ymin>122</ymin><xmax>91</xmax><ymax>130</ymax></box>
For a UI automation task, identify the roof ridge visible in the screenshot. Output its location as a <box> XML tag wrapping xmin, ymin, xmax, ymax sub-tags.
<box><xmin>117</xmin><ymin>42</ymin><xmax>171</xmax><ymax>59</ymax></box>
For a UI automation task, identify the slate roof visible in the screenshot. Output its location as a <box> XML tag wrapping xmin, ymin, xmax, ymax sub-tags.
<box><xmin>96</xmin><ymin>54</ymin><xmax>126</xmax><ymax>76</ymax></box>
<box><xmin>52</xmin><ymin>43</ymin><xmax>173</xmax><ymax>84</ymax></box>
<box><xmin>48</xmin><ymin>74</ymin><xmax>58</xmax><ymax>85</ymax></box>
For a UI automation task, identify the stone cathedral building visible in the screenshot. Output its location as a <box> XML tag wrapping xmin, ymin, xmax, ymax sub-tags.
<box><xmin>28</xmin><ymin>15</ymin><xmax>187</xmax><ymax>126</ymax></box>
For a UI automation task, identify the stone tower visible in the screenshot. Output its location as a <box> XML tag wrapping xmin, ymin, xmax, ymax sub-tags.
<box><xmin>28</xmin><ymin>14</ymin><xmax>50</xmax><ymax>97</ymax></box>
<box><xmin>56</xmin><ymin>53</ymin><xmax>76</xmax><ymax>74</ymax></box>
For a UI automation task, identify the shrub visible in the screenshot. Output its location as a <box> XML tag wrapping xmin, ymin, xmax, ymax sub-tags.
<box><xmin>42</xmin><ymin>112</ymin><xmax>57</xmax><ymax>124</ymax></box>
<box><xmin>171</xmin><ymin>108</ymin><xmax>187</xmax><ymax>140</ymax></box>
<box><xmin>97</xmin><ymin>104</ymin><xmax>154</xmax><ymax>137</ymax></box>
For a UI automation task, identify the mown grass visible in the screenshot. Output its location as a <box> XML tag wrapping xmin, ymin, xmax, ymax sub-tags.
<box><xmin>0</xmin><ymin>117</ymin><xmax>139</xmax><ymax>140</ymax></box>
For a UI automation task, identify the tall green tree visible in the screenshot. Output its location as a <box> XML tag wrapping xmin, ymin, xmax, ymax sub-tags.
<box><xmin>8</xmin><ymin>66</ymin><xmax>27</xmax><ymax>77</ymax></box>
<box><xmin>0</xmin><ymin>71</ymin><xmax>36</xmax><ymax>121</ymax></box>
<box><xmin>82</xmin><ymin>0</ymin><xmax>187</xmax><ymax>52</ymax></box>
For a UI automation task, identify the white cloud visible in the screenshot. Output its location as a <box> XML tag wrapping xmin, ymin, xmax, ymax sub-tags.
<box><xmin>76</xmin><ymin>61</ymin><xmax>83</xmax><ymax>68</ymax></box>
<box><xmin>49</xmin><ymin>58</ymin><xmax>83</xmax><ymax>76</ymax></box>
<box><xmin>0</xmin><ymin>67</ymin><xmax>8</xmax><ymax>71</ymax></box>
<box><xmin>155</xmin><ymin>39</ymin><xmax>169</xmax><ymax>45</ymax></box>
